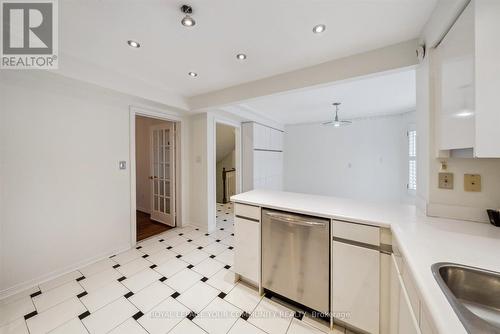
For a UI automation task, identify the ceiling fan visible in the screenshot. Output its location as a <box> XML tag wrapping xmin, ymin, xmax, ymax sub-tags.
<box><xmin>322</xmin><ymin>102</ymin><xmax>352</xmax><ymax>127</ymax></box>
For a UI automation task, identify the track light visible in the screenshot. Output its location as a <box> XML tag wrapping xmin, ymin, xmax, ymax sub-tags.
<box><xmin>181</xmin><ymin>5</ymin><xmax>195</xmax><ymax>27</ymax></box>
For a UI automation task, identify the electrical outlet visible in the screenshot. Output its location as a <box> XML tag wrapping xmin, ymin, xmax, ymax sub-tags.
<box><xmin>438</xmin><ymin>172</ymin><xmax>454</xmax><ymax>189</ymax></box>
<box><xmin>464</xmin><ymin>174</ymin><xmax>481</xmax><ymax>192</ymax></box>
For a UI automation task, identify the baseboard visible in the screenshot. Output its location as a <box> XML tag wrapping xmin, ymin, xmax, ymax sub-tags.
<box><xmin>181</xmin><ymin>221</ymin><xmax>209</xmax><ymax>232</ymax></box>
<box><xmin>426</xmin><ymin>203</ymin><xmax>489</xmax><ymax>223</ymax></box>
<box><xmin>136</xmin><ymin>207</ymin><xmax>150</xmax><ymax>214</ymax></box>
<box><xmin>0</xmin><ymin>243</ymin><xmax>131</xmax><ymax>301</ymax></box>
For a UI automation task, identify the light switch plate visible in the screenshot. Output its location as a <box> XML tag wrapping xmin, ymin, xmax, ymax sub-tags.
<box><xmin>438</xmin><ymin>172</ymin><xmax>454</xmax><ymax>189</ymax></box>
<box><xmin>119</xmin><ymin>161</ymin><xmax>127</xmax><ymax>170</ymax></box>
<box><xmin>464</xmin><ymin>174</ymin><xmax>481</xmax><ymax>192</ymax></box>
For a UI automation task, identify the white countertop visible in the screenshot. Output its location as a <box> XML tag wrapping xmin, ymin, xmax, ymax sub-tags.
<box><xmin>231</xmin><ymin>189</ymin><xmax>500</xmax><ymax>334</ymax></box>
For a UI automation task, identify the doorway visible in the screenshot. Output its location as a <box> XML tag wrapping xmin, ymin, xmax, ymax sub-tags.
<box><xmin>215</xmin><ymin>123</ymin><xmax>237</xmax><ymax>229</ymax></box>
<box><xmin>135</xmin><ymin>115</ymin><xmax>176</xmax><ymax>241</ymax></box>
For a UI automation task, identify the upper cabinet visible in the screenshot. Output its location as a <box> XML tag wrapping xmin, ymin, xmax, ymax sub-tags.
<box><xmin>436</xmin><ymin>0</ymin><xmax>500</xmax><ymax>157</ymax></box>
<box><xmin>253</xmin><ymin>123</ymin><xmax>283</xmax><ymax>151</ymax></box>
<box><xmin>437</xmin><ymin>1</ymin><xmax>475</xmax><ymax>151</ymax></box>
<box><xmin>241</xmin><ymin>122</ymin><xmax>284</xmax><ymax>192</ymax></box>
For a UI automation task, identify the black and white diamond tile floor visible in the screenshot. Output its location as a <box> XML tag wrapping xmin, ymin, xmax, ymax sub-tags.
<box><xmin>0</xmin><ymin>203</ymin><xmax>346</xmax><ymax>334</ymax></box>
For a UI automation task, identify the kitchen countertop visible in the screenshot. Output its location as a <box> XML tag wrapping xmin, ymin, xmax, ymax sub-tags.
<box><xmin>231</xmin><ymin>189</ymin><xmax>500</xmax><ymax>334</ymax></box>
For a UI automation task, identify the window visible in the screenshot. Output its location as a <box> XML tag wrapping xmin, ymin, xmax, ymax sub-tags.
<box><xmin>408</xmin><ymin>130</ymin><xmax>417</xmax><ymax>191</ymax></box>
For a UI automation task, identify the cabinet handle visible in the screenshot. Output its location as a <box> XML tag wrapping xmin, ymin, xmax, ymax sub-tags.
<box><xmin>265</xmin><ymin>212</ymin><xmax>326</xmax><ymax>227</ymax></box>
<box><xmin>333</xmin><ymin>237</ymin><xmax>381</xmax><ymax>252</ymax></box>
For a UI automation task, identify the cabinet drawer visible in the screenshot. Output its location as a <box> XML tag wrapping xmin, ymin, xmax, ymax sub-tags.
<box><xmin>332</xmin><ymin>220</ymin><xmax>380</xmax><ymax>246</ymax></box>
<box><xmin>234</xmin><ymin>203</ymin><xmax>261</xmax><ymax>221</ymax></box>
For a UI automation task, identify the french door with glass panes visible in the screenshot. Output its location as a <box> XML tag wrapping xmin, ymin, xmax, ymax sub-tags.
<box><xmin>149</xmin><ymin>123</ymin><xmax>175</xmax><ymax>226</ymax></box>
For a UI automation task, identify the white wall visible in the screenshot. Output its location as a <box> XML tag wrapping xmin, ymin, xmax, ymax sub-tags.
<box><xmin>0</xmin><ymin>71</ymin><xmax>189</xmax><ymax>297</ymax></box>
<box><xmin>187</xmin><ymin>113</ymin><xmax>209</xmax><ymax>229</ymax></box>
<box><xmin>284</xmin><ymin>112</ymin><xmax>415</xmax><ymax>204</ymax></box>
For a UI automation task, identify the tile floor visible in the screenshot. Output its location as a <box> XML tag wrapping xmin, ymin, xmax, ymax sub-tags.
<box><xmin>0</xmin><ymin>203</ymin><xmax>348</xmax><ymax>334</ymax></box>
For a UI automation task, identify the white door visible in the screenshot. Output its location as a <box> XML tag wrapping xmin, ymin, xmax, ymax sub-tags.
<box><xmin>390</xmin><ymin>255</ymin><xmax>401</xmax><ymax>334</ymax></box>
<box><xmin>150</xmin><ymin>123</ymin><xmax>175</xmax><ymax>226</ymax></box>
<box><xmin>234</xmin><ymin>216</ymin><xmax>260</xmax><ymax>285</ymax></box>
<box><xmin>390</xmin><ymin>255</ymin><xmax>421</xmax><ymax>334</ymax></box>
<box><xmin>397</xmin><ymin>273</ymin><xmax>421</xmax><ymax>334</ymax></box>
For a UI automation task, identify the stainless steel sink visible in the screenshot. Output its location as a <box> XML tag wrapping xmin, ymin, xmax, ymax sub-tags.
<box><xmin>432</xmin><ymin>262</ymin><xmax>500</xmax><ymax>334</ymax></box>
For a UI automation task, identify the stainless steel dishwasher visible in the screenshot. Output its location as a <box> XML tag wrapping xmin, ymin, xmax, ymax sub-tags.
<box><xmin>262</xmin><ymin>209</ymin><xmax>330</xmax><ymax>314</ymax></box>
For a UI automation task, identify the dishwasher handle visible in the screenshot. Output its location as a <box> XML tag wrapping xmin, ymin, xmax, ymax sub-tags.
<box><xmin>265</xmin><ymin>211</ymin><xmax>327</xmax><ymax>227</ymax></box>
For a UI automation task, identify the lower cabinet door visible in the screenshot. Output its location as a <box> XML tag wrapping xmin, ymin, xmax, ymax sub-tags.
<box><xmin>397</xmin><ymin>265</ymin><xmax>421</xmax><ymax>334</ymax></box>
<box><xmin>234</xmin><ymin>217</ymin><xmax>259</xmax><ymax>284</ymax></box>
<box><xmin>390</xmin><ymin>255</ymin><xmax>401</xmax><ymax>334</ymax></box>
<box><xmin>332</xmin><ymin>241</ymin><xmax>380</xmax><ymax>334</ymax></box>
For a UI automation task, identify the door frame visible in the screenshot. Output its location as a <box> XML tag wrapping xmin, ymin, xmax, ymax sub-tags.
<box><xmin>210</xmin><ymin>116</ymin><xmax>241</xmax><ymax>231</ymax></box>
<box><xmin>129</xmin><ymin>105</ymin><xmax>183</xmax><ymax>247</ymax></box>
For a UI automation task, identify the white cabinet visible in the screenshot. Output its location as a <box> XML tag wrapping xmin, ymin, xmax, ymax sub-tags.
<box><xmin>332</xmin><ymin>220</ymin><xmax>380</xmax><ymax>246</ymax></box>
<box><xmin>420</xmin><ymin>303</ymin><xmax>438</xmax><ymax>334</ymax></box>
<box><xmin>437</xmin><ymin>0</ymin><xmax>500</xmax><ymax>157</ymax></box>
<box><xmin>270</xmin><ymin>128</ymin><xmax>283</xmax><ymax>151</ymax></box>
<box><xmin>233</xmin><ymin>204</ymin><xmax>260</xmax><ymax>285</ymax></box>
<box><xmin>234</xmin><ymin>203</ymin><xmax>260</xmax><ymax>220</ymax></box>
<box><xmin>253</xmin><ymin>123</ymin><xmax>267</xmax><ymax>150</ymax></box>
<box><xmin>389</xmin><ymin>254</ymin><xmax>401</xmax><ymax>334</ymax></box>
<box><xmin>380</xmin><ymin>253</ymin><xmax>392</xmax><ymax>334</ymax></box>
<box><xmin>397</xmin><ymin>275</ymin><xmax>421</xmax><ymax>334</ymax></box>
<box><xmin>332</xmin><ymin>241</ymin><xmax>380</xmax><ymax>334</ymax></box>
<box><xmin>253</xmin><ymin>123</ymin><xmax>283</xmax><ymax>151</ymax></box>
<box><xmin>253</xmin><ymin>150</ymin><xmax>283</xmax><ymax>190</ymax></box>
<box><xmin>331</xmin><ymin>221</ymin><xmax>380</xmax><ymax>334</ymax></box>
<box><xmin>242</xmin><ymin>122</ymin><xmax>284</xmax><ymax>191</ymax></box>
<box><xmin>437</xmin><ymin>1</ymin><xmax>474</xmax><ymax>151</ymax></box>
<box><xmin>402</xmin><ymin>265</ymin><xmax>421</xmax><ymax>321</ymax></box>
<box><xmin>390</xmin><ymin>254</ymin><xmax>421</xmax><ymax>334</ymax></box>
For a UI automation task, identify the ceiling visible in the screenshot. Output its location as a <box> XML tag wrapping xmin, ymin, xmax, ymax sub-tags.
<box><xmin>239</xmin><ymin>69</ymin><xmax>416</xmax><ymax>125</ymax></box>
<box><xmin>56</xmin><ymin>0</ymin><xmax>436</xmax><ymax>107</ymax></box>
<box><xmin>216</xmin><ymin>124</ymin><xmax>235</xmax><ymax>162</ymax></box>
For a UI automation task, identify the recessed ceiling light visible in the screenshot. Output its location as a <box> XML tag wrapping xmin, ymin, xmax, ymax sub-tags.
<box><xmin>127</xmin><ymin>40</ymin><xmax>140</xmax><ymax>48</ymax></box>
<box><xmin>312</xmin><ymin>24</ymin><xmax>326</xmax><ymax>34</ymax></box>
<box><xmin>188</xmin><ymin>71</ymin><xmax>198</xmax><ymax>77</ymax></box>
<box><xmin>236</xmin><ymin>53</ymin><xmax>247</xmax><ymax>60</ymax></box>
<box><xmin>181</xmin><ymin>5</ymin><xmax>196</xmax><ymax>27</ymax></box>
